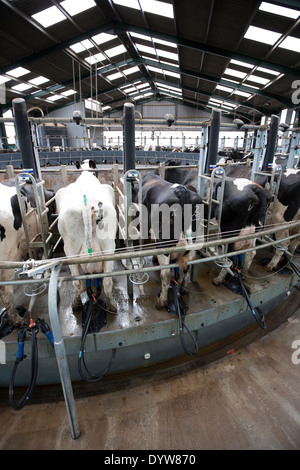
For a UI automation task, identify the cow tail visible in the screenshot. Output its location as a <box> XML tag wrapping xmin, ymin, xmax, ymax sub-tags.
<box><xmin>82</xmin><ymin>194</ymin><xmax>93</xmax><ymax>254</ymax></box>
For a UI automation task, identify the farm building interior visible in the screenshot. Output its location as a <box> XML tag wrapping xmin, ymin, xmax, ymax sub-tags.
<box><xmin>0</xmin><ymin>0</ymin><xmax>299</xmax><ymax>452</ymax></box>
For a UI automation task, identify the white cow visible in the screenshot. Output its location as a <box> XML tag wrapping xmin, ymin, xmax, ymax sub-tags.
<box><xmin>55</xmin><ymin>170</ymin><xmax>117</xmax><ymax>312</ymax></box>
<box><xmin>0</xmin><ymin>181</ymin><xmax>55</xmax><ymax>326</ymax></box>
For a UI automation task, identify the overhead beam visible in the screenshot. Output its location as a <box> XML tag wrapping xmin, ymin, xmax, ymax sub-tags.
<box><xmin>0</xmin><ymin>20</ymin><xmax>299</xmax><ymax>80</ymax></box>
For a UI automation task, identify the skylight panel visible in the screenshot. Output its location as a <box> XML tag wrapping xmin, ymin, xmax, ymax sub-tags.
<box><xmin>85</xmin><ymin>52</ymin><xmax>106</xmax><ymax>65</ymax></box>
<box><xmin>106</xmin><ymin>71</ymin><xmax>123</xmax><ymax>80</ymax></box>
<box><xmin>209</xmin><ymin>98</ymin><xmax>223</xmax><ymax>104</ymax></box>
<box><xmin>244</xmin><ymin>26</ymin><xmax>281</xmax><ymax>45</ymax></box>
<box><xmin>105</xmin><ymin>45</ymin><xmax>127</xmax><ymax>58</ymax></box>
<box><xmin>61</xmin><ymin>89</ymin><xmax>76</xmax><ymax>96</ymax></box>
<box><xmin>113</xmin><ymin>0</ymin><xmax>174</xmax><ymax>18</ymax></box>
<box><xmin>7</xmin><ymin>67</ymin><xmax>30</xmax><ymax>78</ymax></box>
<box><xmin>122</xmin><ymin>86</ymin><xmax>136</xmax><ymax>93</ymax></box>
<box><xmin>32</xmin><ymin>6</ymin><xmax>66</xmax><ymax>27</ymax></box>
<box><xmin>136</xmin><ymin>83</ymin><xmax>150</xmax><ymax>89</ymax></box>
<box><xmin>154</xmin><ymin>38</ymin><xmax>177</xmax><ymax>48</ymax></box>
<box><xmin>224</xmin><ymin>68</ymin><xmax>247</xmax><ymax>79</ymax></box>
<box><xmin>278</xmin><ymin>36</ymin><xmax>300</xmax><ymax>53</ymax></box>
<box><xmin>29</xmin><ymin>76</ymin><xmax>50</xmax><ymax>86</ymax></box>
<box><xmin>223</xmin><ymin>102</ymin><xmax>236</xmax><ymax>108</ymax></box>
<box><xmin>60</xmin><ymin>0</ymin><xmax>96</xmax><ymax>16</ymax></box>
<box><xmin>148</xmin><ymin>65</ymin><xmax>164</xmax><ymax>74</ymax></box>
<box><xmin>47</xmin><ymin>94</ymin><xmax>65</xmax><ymax>101</ymax></box>
<box><xmin>256</xmin><ymin>66</ymin><xmax>280</xmax><ymax>76</ymax></box>
<box><xmin>113</xmin><ymin>0</ymin><xmax>139</xmax><ymax>9</ymax></box>
<box><xmin>70</xmin><ymin>40</ymin><xmax>94</xmax><ymax>53</ymax></box>
<box><xmin>157</xmin><ymin>49</ymin><xmax>178</xmax><ymax>61</ymax></box>
<box><xmin>216</xmin><ymin>85</ymin><xmax>234</xmax><ymax>93</ymax></box>
<box><xmin>130</xmin><ymin>32</ymin><xmax>151</xmax><ymax>41</ymax></box>
<box><xmin>92</xmin><ymin>33</ymin><xmax>117</xmax><ymax>45</ymax></box>
<box><xmin>165</xmin><ymin>70</ymin><xmax>180</xmax><ymax>78</ymax></box>
<box><xmin>246</xmin><ymin>74</ymin><xmax>270</xmax><ymax>85</ymax></box>
<box><xmin>230</xmin><ymin>59</ymin><xmax>254</xmax><ymax>68</ymax></box>
<box><xmin>259</xmin><ymin>2</ymin><xmax>299</xmax><ymax>19</ymax></box>
<box><xmin>136</xmin><ymin>44</ymin><xmax>157</xmax><ymax>55</ymax></box>
<box><xmin>123</xmin><ymin>66</ymin><xmax>140</xmax><ymax>75</ymax></box>
<box><xmin>233</xmin><ymin>90</ymin><xmax>252</xmax><ymax>98</ymax></box>
<box><xmin>139</xmin><ymin>0</ymin><xmax>174</xmax><ymax>18</ymax></box>
<box><xmin>11</xmin><ymin>83</ymin><xmax>32</xmax><ymax>92</ymax></box>
<box><xmin>0</xmin><ymin>76</ymin><xmax>11</xmax><ymax>84</ymax></box>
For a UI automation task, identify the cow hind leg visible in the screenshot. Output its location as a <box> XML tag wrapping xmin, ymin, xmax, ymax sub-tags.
<box><xmin>266</xmin><ymin>229</ymin><xmax>289</xmax><ymax>272</ymax></box>
<box><xmin>102</xmin><ymin>260</ymin><xmax>117</xmax><ymax>312</ymax></box>
<box><xmin>156</xmin><ymin>254</ymin><xmax>171</xmax><ymax>309</ymax></box>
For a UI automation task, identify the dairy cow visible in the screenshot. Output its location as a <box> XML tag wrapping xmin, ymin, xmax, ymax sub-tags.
<box><xmin>0</xmin><ymin>180</ymin><xmax>55</xmax><ymax>326</ymax></box>
<box><xmin>132</xmin><ymin>172</ymin><xmax>202</xmax><ymax>308</ymax></box>
<box><xmin>224</xmin><ymin>163</ymin><xmax>300</xmax><ymax>271</ymax></box>
<box><xmin>55</xmin><ymin>169</ymin><xmax>117</xmax><ymax>313</ymax></box>
<box><xmin>161</xmin><ymin>161</ymin><xmax>272</xmax><ymax>285</ymax></box>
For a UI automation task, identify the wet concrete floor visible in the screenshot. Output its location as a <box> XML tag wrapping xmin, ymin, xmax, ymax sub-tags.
<box><xmin>0</xmin><ymin>290</ymin><xmax>299</xmax><ymax>451</ymax></box>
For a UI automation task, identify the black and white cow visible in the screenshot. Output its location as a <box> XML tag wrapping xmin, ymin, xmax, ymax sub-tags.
<box><xmin>224</xmin><ymin>163</ymin><xmax>300</xmax><ymax>271</ymax></box>
<box><xmin>161</xmin><ymin>161</ymin><xmax>272</xmax><ymax>285</ymax></box>
<box><xmin>132</xmin><ymin>172</ymin><xmax>202</xmax><ymax>308</ymax></box>
<box><xmin>0</xmin><ymin>180</ymin><xmax>56</xmax><ymax>326</ymax></box>
<box><xmin>55</xmin><ymin>169</ymin><xmax>117</xmax><ymax>313</ymax></box>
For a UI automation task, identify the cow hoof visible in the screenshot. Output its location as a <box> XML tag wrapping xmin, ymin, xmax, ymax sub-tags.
<box><xmin>155</xmin><ymin>298</ymin><xmax>166</xmax><ymax>309</ymax></box>
<box><xmin>212</xmin><ymin>277</ymin><xmax>221</xmax><ymax>286</ymax></box>
<box><xmin>265</xmin><ymin>264</ymin><xmax>274</xmax><ymax>272</ymax></box>
<box><xmin>9</xmin><ymin>313</ymin><xmax>26</xmax><ymax>328</ymax></box>
<box><xmin>107</xmin><ymin>299</ymin><xmax>117</xmax><ymax>313</ymax></box>
<box><xmin>180</xmin><ymin>285</ymin><xmax>188</xmax><ymax>294</ymax></box>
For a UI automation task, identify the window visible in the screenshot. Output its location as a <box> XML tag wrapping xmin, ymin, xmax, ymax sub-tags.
<box><xmin>104</xmin><ymin>45</ymin><xmax>127</xmax><ymax>58</ymax></box>
<box><xmin>244</xmin><ymin>26</ymin><xmax>281</xmax><ymax>45</ymax></box>
<box><xmin>224</xmin><ymin>68</ymin><xmax>247</xmax><ymax>79</ymax></box>
<box><xmin>70</xmin><ymin>40</ymin><xmax>94</xmax><ymax>53</ymax></box>
<box><xmin>32</xmin><ymin>6</ymin><xmax>66</xmax><ymax>27</ymax></box>
<box><xmin>85</xmin><ymin>52</ymin><xmax>106</xmax><ymax>65</ymax></box>
<box><xmin>29</xmin><ymin>76</ymin><xmax>50</xmax><ymax>86</ymax></box>
<box><xmin>259</xmin><ymin>2</ymin><xmax>299</xmax><ymax>19</ymax></box>
<box><xmin>11</xmin><ymin>83</ymin><xmax>33</xmax><ymax>92</ymax></box>
<box><xmin>7</xmin><ymin>67</ymin><xmax>30</xmax><ymax>78</ymax></box>
<box><xmin>60</xmin><ymin>0</ymin><xmax>96</xmax><ymax>16</ymax></box>
<box><xmin>246</xmin><ymin>74</ymin><xmax>270</xmax><ymax>85</ymax></box>
<box><xmin>278</xmin><ymin>36</ymin><xmax>300</xmax><ymax>53</ymax></box>
<box><xmin>113</xmin><ymin>0</ymin><xmax>174</xmax><ymax>18</ymax></box>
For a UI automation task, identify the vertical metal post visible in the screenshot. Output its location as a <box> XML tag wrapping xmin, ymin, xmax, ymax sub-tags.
<box><xmin>123</xmin><ymin>103</ymin><xmax>136</xmax><ymax>173</ymax></box>
<box><xmin>205</xmin><ymin>109</ymin><xmax>221</xmax><ymax>174</ymax></box>
<box><xmin>48</xmin><ymin>262</ymin><xmax>80</xmax><ymax>440</ymax></box>
<box><xmin>251</xmin><ymin>127</ymin><xmax>267</xmax><ymax>181</ymax></box>
<box><xmin>198</xmin><ymin>124</ymin><xmax>208</xmax><ymax>198</ymax></box>
<box><xmin>12</xmin><ymin>98</ymin><xmax>38</xmax><ymax>178</ymax></box>
<box><xmin>262</xmin><ymin>114</ymin><xmax>280</xmax><ymax>172</ymax></box>
<box><xmin>287</xmin><ymin>131</ymin><xmax>300</xmax><ymax>169</ymax></box>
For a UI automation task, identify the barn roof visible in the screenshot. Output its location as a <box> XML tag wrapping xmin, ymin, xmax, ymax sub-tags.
<box><xmin>0</xmin><ymin>0</ymin><xmax>299</xmax><ymax>123</ymax></box>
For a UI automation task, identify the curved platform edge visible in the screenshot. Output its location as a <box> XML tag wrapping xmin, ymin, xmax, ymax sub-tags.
<box><xmin>0</xmin><ymin>271</ymin><xmax>298</xmax><ymax>389</ymax></box>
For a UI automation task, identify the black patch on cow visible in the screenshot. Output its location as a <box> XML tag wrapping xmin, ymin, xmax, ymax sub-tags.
<box><xmin>10</xmin><ymin>194</ymin><xmax>23</xmax><ymax>230</ymax></box>
<box><xmin>95</xmin><ymin>201</ymin><xmax>104</xmax><ymax>228</ymax></box>
<box><xmin>0</xmin><ymin>224</ymin><xmax>6</xmax><ymax>241</ymax></box>
<box><xmin>278</xmin><ymin>174</ymin><xmax>300</xmax><ymax>222</ymax></box>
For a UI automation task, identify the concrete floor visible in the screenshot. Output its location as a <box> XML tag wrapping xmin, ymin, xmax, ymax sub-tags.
<box><xmin>0</xmin><ymin>290</ymin><xmax>299</xmax><ymax>451</ymax></box>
